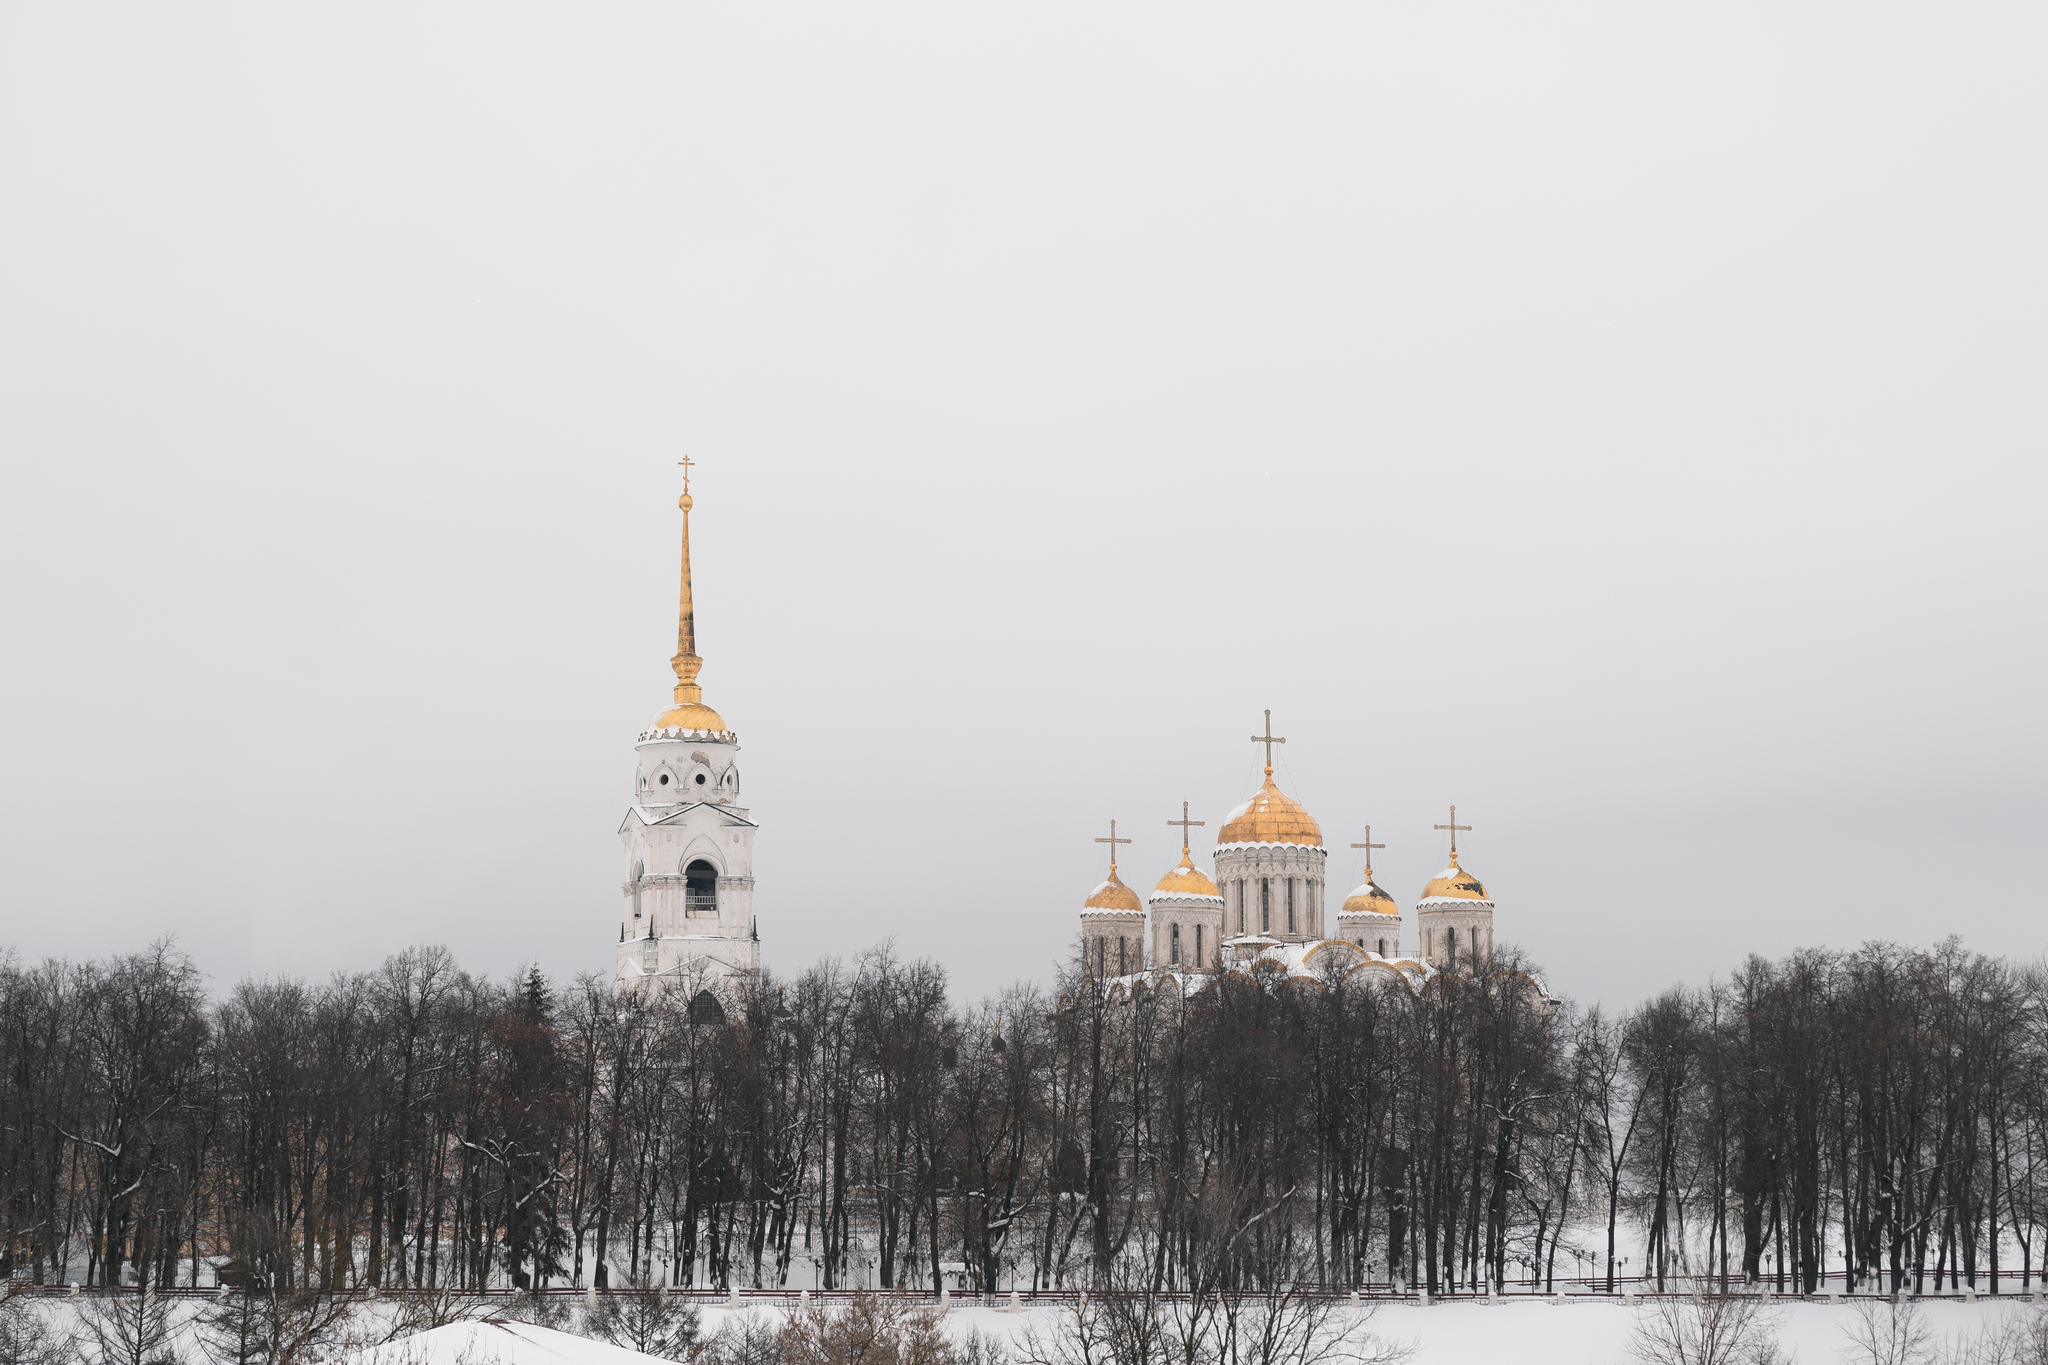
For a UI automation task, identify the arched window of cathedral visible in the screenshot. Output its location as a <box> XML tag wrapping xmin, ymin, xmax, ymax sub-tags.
<box><xmin>1237</xmin><ymin>883</ymin><xmax>1246</xmax><ymax>934</ymax></box>
<box><xmin>693</xmin><ymin>772</ymin><xmax>708</xmax><ymax>787</ymax></box>
<box><xmin>1195</xmin><ymin>924</ymin><xmax>1203</xmax><ymax>966</ymax></box>
<box><xmin>1447</xmin><ymin>927</ymin><xmax>1458</xmax><ymax>971</ymax></box>
<box><xmin>684</xmin><ymin>860</ymin><xmax>717</xmax><ymax>916</ymax></box>
<box><xmin>1286</xmin><ymin>880</ymin><xmax>1295</xmax><ymax>935</ymax></box>
<box><xmin>1170</xmin><ymin>922</ymin><xmax>1181</xmax><ymax>965</ymax></box>
<box><xmin>688</xmin><ymin>989</ymin><xmax>725</xmax><ymax>1026</ymax></box>
<box><xmin>1095</xmin><ymin>938</ymin><xmax>1105</xmax><ymax>977</ymax></box>
<box><xmin>658</xmin><ymin>773</ymin><xmax>670</xmax><ymax>786</ymax></box>
<box><xmin>1260</xmin><ymin>879</ymin><xmax>1270</xmax><ymax>934</ymax></box>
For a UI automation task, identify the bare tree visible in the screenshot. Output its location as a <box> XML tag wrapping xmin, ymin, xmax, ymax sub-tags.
<box><xmin>192</xmin><ymin>1283</ymin><xmax>356</xmax><ymax>1365</ymax></box>
<box><xmin>1840</xmin><ymin>1296</ymin><xmax>1935</xmax><ymax>1365</ymax></box>
<box><xmin>80</xmin><ymin>1288</ymin><xmax>181</xmax><ymax>1365</ymax></box>
<box><xmin>1627</xmin><ymin>1292</ymin><xmax>1784</xmax><ymax>1365</ymax></box>
<box><xmin>0</xmin><ymin>1293</ymin><xmax>73</xmax><ymax>1365</ymax></box>
<box><xmin>702</xmin><ymin>1309</ymin><xmax>786</xmax><ymax>1365</ymax></box>
<box><xmin>1951</xmin><ymin>1305</ymin><xmax>2048</xmax><ymax>1365</ymax></box>
<box><xmin>777</xmin><ymin>1294</ymin><xmax>954</xmax><ymax>1365</ymax></box>
<box><xmin>1580</xmin><ymin>1005</ymin><xmax>1646</xmax><ymax>1292</ymax></box>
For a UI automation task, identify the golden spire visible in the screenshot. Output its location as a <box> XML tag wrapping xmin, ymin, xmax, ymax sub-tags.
<box><xmin>649</xmin><ymin>457</ymin><xmax>728</xmax><ymax>735</ymax></box>
<box><xmin>670</xmin><ymin>457</ymin><xmax>703</xmax><ymax>706</ymax></box>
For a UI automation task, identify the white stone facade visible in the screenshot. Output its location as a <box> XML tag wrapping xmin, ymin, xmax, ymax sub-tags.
<box><xmin>1335</xmin><ymin>911</ymin><xmax>1403</xmax><ymax>959</ymax></box>
<box><xmin>617</xmin><ymin>724</ymin><xmax>762</xmax><ymax>990</ymax></box>
<box><xmin>614</xmin><ymin>477</ymin><xmax>762</xmax><ymax>999</ymax></box>
<box><xmin>1211</xmin><ymin>843</ymin><xmax>1328</xmax><ymax>944</ymax></box>
<box><xmin>1081</xmin><ymin>909</ymin><xmax>1146</xmax><ymax>979</ymax></box>
<box><xmin>1148</xmin><ymin>891</ymin><xmax>1224</xmax><ymax>973</ymax></box>
<box><xmin>1415</xmin><ymin>897</ymin><xmax>1494</xmax><ymax>974</ymax></box>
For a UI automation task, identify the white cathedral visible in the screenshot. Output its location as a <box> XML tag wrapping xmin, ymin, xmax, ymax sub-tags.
<box><xmin>606</xmin><ymin>474</ymin><xmax>1515</xmax><ymax>1001</ymax></box>
<box><xmin>1078</xmin><ymin>719</ymin><xmax>1501</xmax><ymax>992</ymax></box>
<box><xmin>614</xmin><ymin>469</ymin><xmax>761</xmax><ymax>994</ymax></box>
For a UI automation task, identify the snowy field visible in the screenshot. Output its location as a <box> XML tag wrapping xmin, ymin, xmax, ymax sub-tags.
<box><xmin>8</xmin><ymin>1292</ymin><xmax>2040</xmax><ymax>1363</ymax></box>
<box><xmin>874</xmin><ymin>1299</ymin><xmax>2040</xmax><ymax>1365</ymax></box>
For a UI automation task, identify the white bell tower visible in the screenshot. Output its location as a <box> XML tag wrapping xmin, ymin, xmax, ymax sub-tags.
<box><xmin>616</xmin><ymin>461</ymin><xmax>761</xmax><ymax>995</ymax></box>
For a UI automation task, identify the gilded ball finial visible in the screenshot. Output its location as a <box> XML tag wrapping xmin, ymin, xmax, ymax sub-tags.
<box><xmin>679</xmin><ymin>493</ymin><xmax>693</xmax><ymax>511</ymax></box>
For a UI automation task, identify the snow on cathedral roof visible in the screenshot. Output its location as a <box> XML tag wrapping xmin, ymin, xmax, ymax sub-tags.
<box><xmin>1216</xmin><ymin>771</ymin><xmax>1323</xmax><ymax>847</ymax></box>
<box><xmin>1151</xmin><ymin>850</ymin><xmax>1223</xmax><ymax>901</ymax></box>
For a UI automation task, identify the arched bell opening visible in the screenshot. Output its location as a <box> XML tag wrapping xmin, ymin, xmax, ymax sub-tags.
<box><xmin>684</xmin><ymin>859</ymin><xmax>718</xmax><ymax>917</ymax></box>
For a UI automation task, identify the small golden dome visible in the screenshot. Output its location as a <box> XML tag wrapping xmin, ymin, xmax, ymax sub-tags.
<box><xmin>1084</xmin><ymin>867</ymin><xmax>1144</xmax><ymax>913</ymax></box>
<box><xmin>1217</xmin><ymin>773</ymin><xmax>1322</xmax><ymax>846</ymax></box>
<box><xmin>650</xmin><ymin>700</ymin><xmax>729</xmax><ymax>733</ymax></box>
<box><xmin>1420</xmin><ymin>850</ymin><xmax>1488</xmax><ymax>901</ymax></box>
<box><xmin>1340</xmin><ymin>878</ymin><xmax>1400</xmax><ymax>917</ymax></box>
<box><xmin>1153</xmin><ymin>852</ymin><xmax>1221</xmax><ymax>900</ymax></box>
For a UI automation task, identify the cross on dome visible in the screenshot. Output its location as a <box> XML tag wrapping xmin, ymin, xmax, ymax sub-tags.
<box><xmin>1434</xmin><ymin>805</ymin><xmax>1471</xmax><ymax>856</ymax></box>
<box><xmin>1250</xmin><ymin>710</ymin><xmax>1287</xmax><ymax>774</ymax></box>
<box><xmin>1095</xmin><ymin>819</ymin><xmax>1131</xmax><ymax>872</ymax></box>
<box><xmin>1350</xmin><ymin>826</ymin><xmax>1385</xmax><ymax>878</ymax></box>
<box><xmin>1167</xmin><ymin>801</ymin><xmax>1205</xmax><ymax>855</ymax></box>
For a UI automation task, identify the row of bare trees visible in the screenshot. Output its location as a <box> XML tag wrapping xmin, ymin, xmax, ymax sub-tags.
<box><xmin>1</xmin><ymin>936</ymin><xmax>2043</xmax><ymax>1299</ymax></box>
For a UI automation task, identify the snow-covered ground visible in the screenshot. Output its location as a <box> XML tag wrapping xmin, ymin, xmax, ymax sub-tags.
<box><xmin>7</xmin><ymin>1292</ymin><xmax>2039</xmax><ymax>1363</ymax></box>
<box><xmin>697</xmin><ymin>1297</ymin><xmax>2041</xmax><ymax>1365</ymax></box>
<box><xmin>340</xmin><ymin>1320</ymin><xmax>677</xmax><ymax>1363</ymax></box>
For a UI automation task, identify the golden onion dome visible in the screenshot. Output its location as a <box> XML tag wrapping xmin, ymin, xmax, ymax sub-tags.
<box><xmin>1084</xmin><ymin>866</ymin><xmax>1144</xmax><ymax>913</ymax></box>
<box><xmin>1153</xmin><ymin>851</ymin><xmax>1222</xmax><ymax>900</ymax></box>
<box><xmin>1217</xmin><ymin>772</ymin><xmax>1323</xmax><ymax>847</ymax></box>
<box><xmin>1340</xmin><ymin>877</ymin><xmax>1400</xmax><ymax>917</ymax></box>
<box><xmin>650</xmin><ymin>700</ymin><xmax>729</xmax><ymax>733</ymax></box>
<box><xmin>1420</xmin><ymin>850</ymin><xmax>1488</xmax><ymax>901</ymax></box>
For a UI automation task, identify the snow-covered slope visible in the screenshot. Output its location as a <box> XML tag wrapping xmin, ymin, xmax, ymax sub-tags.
<box><xmin>339</xmin><ymin>1320</ymin><xmax>674</xmax><ymax>1364</ymax></box>
<box><xmin>930</xmin><ymin>1296</ymin><xmax>2039</xmax><ymax>1365</ymax></box>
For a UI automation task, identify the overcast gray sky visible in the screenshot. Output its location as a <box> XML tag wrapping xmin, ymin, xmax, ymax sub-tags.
<box><xmin>2</xmin><ymin>4</ymin><xmax>2042</xmax><ymax>1009</ymax></box>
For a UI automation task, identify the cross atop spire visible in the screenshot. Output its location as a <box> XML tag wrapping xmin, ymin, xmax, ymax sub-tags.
<box><xmin>677</xmin><ymin>454</ymin><xmax>694</xmax><ymax>495</ymax></box>
<box><xmin>1250</xmin><ymin>710</ymin><xmax>1287</xmax><ymax>775</ymax></box>
<box><xmin>1095</xmin><ymin>819</ymin><xmax>1132</xmax><ymax>873</ymax></box>
<box><xmin>1350</xmin><ymin>826</ymin><xmax>1385</xmax><ymax>878</ymax></box>
<box><xmin>1434</xmin><ymin>805</ymin><xmax>1472</xmax><ymax>856</ymax></box>
<box><xmin>1168</xmin><ymin>801</ymin><xmax>1205</xmax><ymax>856</ymax></box>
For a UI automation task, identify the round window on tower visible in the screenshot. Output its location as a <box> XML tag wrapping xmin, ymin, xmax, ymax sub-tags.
<box><xmin>658</xmin><ymin>774</ymin><xmax>670</xmax><ymax>786</ymax></box>
<box><xmin>695</xmin><ymin>773</ymin><xmax>707</xmax><ymax>785</ymax></box>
